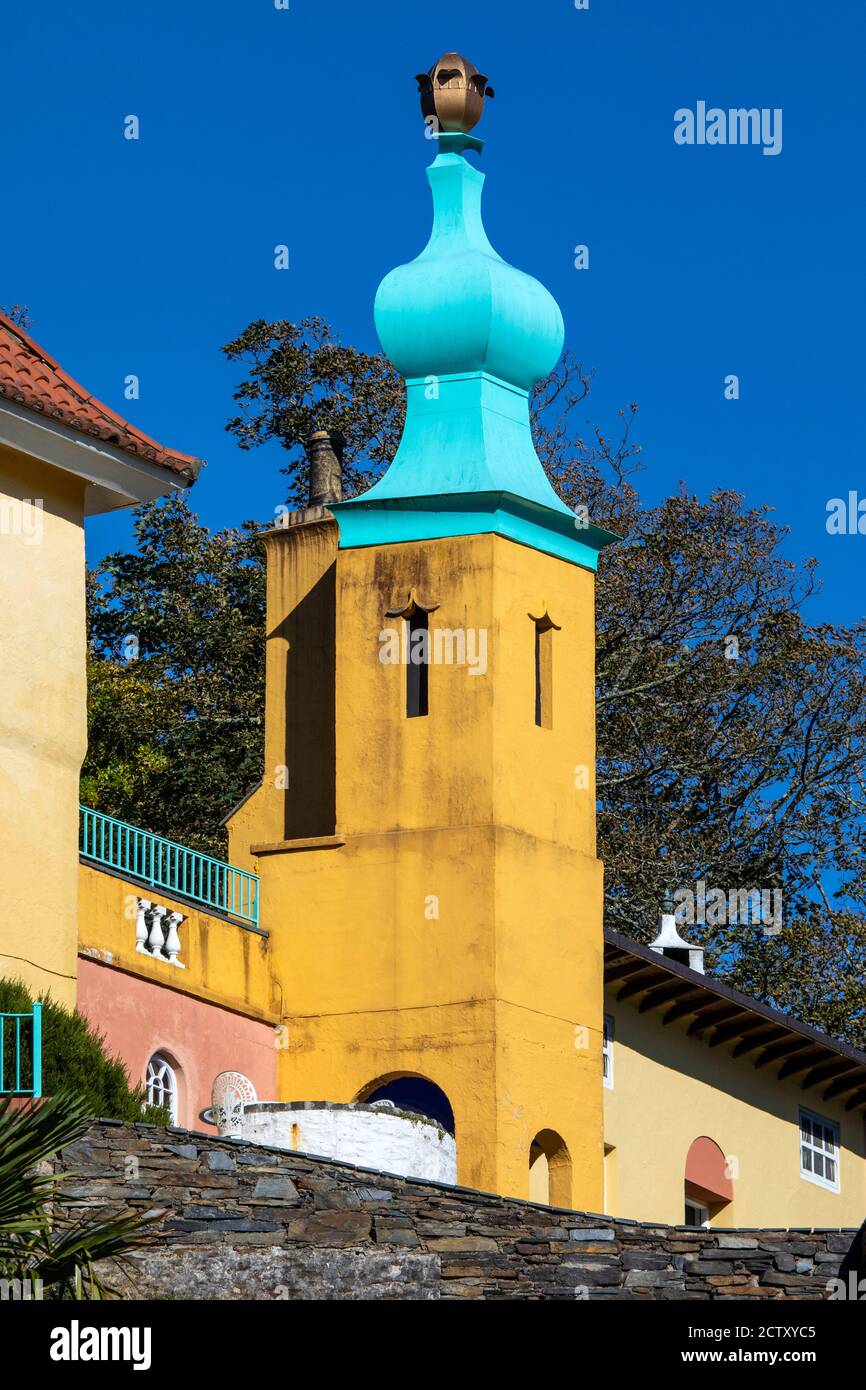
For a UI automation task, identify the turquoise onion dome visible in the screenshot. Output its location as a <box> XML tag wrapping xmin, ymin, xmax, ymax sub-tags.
<box><xmin>374</xmin><ymin>146</ymin><xmax>564</xmax><ymax>392</ymax></box>
<box><xmin>331</xmin><ymin>62</ymin><xmax>617</xmax><ymax>573</ymax></box>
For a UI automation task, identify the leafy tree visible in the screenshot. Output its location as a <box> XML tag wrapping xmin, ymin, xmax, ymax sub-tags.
<box><xmin>0</xmin><ymin>303</ymin><xmax>31</xmax><ymax>329</ymax></box>
<box><xmin>84</xmin><ymin>497</ymin><xmax>265</xmax><ymax>857</ymax></box>
<box><xmin>222</xmin><ymin>315</ymin><xmax>404</xmax><ymax>503</ymax></box>
<box><xmin>83</xmin><ymin>318</ymin><xmax>866</xmax><ymax>1045</ymax></box>
<box><xmin>581</xmin><ymin>484</ymin><xmax>866</xmax><ymax>1046</ymax></box>
<box><xmin>725</xmin><ymin>909</ymin><xmax>866</xmax><ymax>1047</ymax></box>
<box><xmin>80</xmin><ymin>622</ymin><xmax>173</xmax><ymax>815</ymax></box>
<box><xmin>0</xmin><ymin>979</ymin><xmax>166</xmax><ymax>1123</ymax></box>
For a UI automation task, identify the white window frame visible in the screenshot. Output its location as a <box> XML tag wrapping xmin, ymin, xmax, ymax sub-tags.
<box><xmin>602</xmin><ymin>1013</ymin><xmax>614</xmax><ymax>1089</ymax></box>
<box><xmin>146</xmin><ymin>1053</ymin><xmax>179</xmax><ymax>1125</ymax></box>
<box><xmin>684</xmin><ymin>1198</ymin><xmax>710</xmax><ymax>1229</ymax></box>
<box><xmin>799</xmin><ymin>1107</ymin><xmax>840</xmax><ymax>1193</ymax></box>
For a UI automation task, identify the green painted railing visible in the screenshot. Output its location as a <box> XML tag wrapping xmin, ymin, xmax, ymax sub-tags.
<box><xmin>79</xmin><ymin>805</ymin><xmax>259</xmax><ymax>928</ymax></box>
<box><xmin>0</xmin><ymin>1004</ymin><xmax>42</xmax><ymax>1097</ymax></box>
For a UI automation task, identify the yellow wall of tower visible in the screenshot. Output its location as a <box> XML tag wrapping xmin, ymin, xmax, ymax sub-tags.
<box><xmin>228</xmin><ymin>514</ymin><xmax>605</xmax><ymax>1208</ymax></box>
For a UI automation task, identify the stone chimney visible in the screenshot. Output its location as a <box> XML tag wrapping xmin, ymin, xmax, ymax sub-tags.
<box><xmin>307</xmin><ymin>430</ymin><xmax>344</xmax><ymax>508</ymax></box>
<box><xmin>650</xmin><ymin>890</ymin><xmax>705</xmax><ymax>974</ymax></box>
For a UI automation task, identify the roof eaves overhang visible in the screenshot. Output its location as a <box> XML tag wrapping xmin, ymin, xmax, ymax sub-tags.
<box><xmin>0</xmin><ymin>396</ymin><xmax>198</xmax><ymax>514</ymax></box>
<box><xmin>603</xmin><ymin>927</ymin><xmax>866</xmax><ymax>1110</ymax></box>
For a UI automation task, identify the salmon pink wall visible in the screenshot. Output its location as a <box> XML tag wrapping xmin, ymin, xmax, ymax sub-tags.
<box><xmin>77</xmin><ymin>957</ymin><xmax>277</xmax><ymax>1130</ymax></box>
<box><xmin>685</xmin><ymin>1135</ymin><xmax>734</xmax><ymax>1204</ymax></box>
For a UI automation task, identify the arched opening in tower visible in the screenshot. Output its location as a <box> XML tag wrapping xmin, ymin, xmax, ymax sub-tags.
<box><xmin>358</xmin><ymin>1074</ymin><xmax>455</xmax><ymax>1137</ymax></box>
<box><xmin>529</xmin><ymin>1129</ymin><xmax>572</xmax><ymax>1207</ymax></box>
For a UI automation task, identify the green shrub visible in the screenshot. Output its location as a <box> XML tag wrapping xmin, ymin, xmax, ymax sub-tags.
<box><xmin>0</xmin><ymin>978</ymin><xmax>167</xmax><ymax>1124</ymax></box>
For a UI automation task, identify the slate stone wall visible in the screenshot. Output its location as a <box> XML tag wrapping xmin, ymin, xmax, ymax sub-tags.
<box><xmin>54</xmin><ymin>1122</ymin><xmax>861</xmax><ymax>1300</ymax></box>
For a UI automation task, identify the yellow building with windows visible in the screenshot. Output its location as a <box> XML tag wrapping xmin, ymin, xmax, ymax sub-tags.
<box><xmin>603</xmin><ymin>927</ymin><xmax>866</xmax><ymax>1228</ymax></box>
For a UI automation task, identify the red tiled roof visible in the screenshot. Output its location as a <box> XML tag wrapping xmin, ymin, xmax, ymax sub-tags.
<box><xmin>0</xmin><ymin>312</ymin><xmax>201</xmax><ymax>483</ymax></box>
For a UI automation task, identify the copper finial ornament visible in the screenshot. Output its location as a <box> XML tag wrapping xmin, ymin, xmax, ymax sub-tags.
<box><xmin>415</xmin><ymin>52</ymin><xmax>495</xmax><ymax>134</ymax></box>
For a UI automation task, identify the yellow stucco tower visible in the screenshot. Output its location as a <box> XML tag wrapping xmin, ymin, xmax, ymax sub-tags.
<box><xmin>228</xmin><ymin>63</ymin><xmax>616</xmax><ymax>1206</ymax></box>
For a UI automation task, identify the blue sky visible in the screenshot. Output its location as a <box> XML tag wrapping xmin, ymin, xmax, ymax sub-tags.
<box><xmin>3</xmin><ymin>0</ymin><xmax>864</xmax><ymax>623</ymax></box>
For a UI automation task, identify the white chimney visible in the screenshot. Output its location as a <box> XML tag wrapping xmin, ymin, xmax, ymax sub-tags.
<box><xmin>650</xmin><ymin>891</ymin><xmax>705</xmax><ymax>974</ymax></box>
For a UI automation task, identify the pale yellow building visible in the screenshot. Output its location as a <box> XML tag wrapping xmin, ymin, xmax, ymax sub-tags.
<box><xmin>0</xmin><ymin>311</ymin><xmax>200</xmax><ymax>1006</ymax></box>
<box><xmin>603</xmin><ymin>926</ymin><xmax>866</xmax><ymax>1227</ymax></box>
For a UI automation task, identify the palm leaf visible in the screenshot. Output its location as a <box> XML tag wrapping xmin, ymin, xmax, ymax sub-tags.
<box><xmin>0</xmin><ymin>1092</ymin><xmax>90</xmax><ymax>1237</ymax></box>
<box><xmin>30</xmin><ymin>1208</ymin><xmax>163</xmax><ymax>1300</ymax></box>
<box><xmin>0</xmin><ymin>1091</ymin><xmax>164</xmax><ymax>1298</ymax></box>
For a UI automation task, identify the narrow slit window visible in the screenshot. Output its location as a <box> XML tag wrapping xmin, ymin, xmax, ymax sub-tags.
<box><xmin>385</xmin><ymin>589</ymin><xmax>438</xmax><ymax>720</ymax></box>
<box><xmin>406</xmin><ymin>610</ymin><xmax>429</xmax><ymax>718</ymax></box>
<box><xmin>534</xmin><ymin>620</ymin><xmax>555</xmax><ymax>728</ymax></box>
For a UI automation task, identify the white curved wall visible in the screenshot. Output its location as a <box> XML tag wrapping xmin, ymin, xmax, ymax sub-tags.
<box><xmin>238</xmin><ymin>1103</ymin><xmax>457</xmax><ymax>1184</ymax></box>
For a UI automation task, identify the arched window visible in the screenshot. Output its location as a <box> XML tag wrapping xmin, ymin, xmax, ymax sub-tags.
<box><xmin>405</xmin><ymin>610</ymin><xmax>429</xmax><ymax>717</ymax></box>
<box><xmin>529</xmin><ymin>608</ymin><xmax>561</xmax><ymax>729</ymax></box>
<box><xmin>529</xmin><ymin>1129</ymin><xmax>572</xmax><ymax>1207</ymax></box>
<box><xmin>146</xmin><ymin>1053</ymin><xmax>178</xmax><ymax>1124</ymax></box>
<box><xmin>529</xmin><ymin>1141</ymin><xmax>550</xmax><ymax>1203</ymax></box>
<box><xmin>384</xmin><ymin>591</ymin><xmax>438</xmax><ymax>719</ymax></box>
<box><xmin>684</xmin><ymin>1136</ymin><xmax>733</xmax><ymax>1226</ymax></box>
<box><xmin>358</xmin><ymin>1074</ymin><xmax>455</xmax><ymax>1135</ymax></box>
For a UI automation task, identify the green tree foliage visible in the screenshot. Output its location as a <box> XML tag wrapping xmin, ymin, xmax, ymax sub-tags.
<box><xmin>222</xmin><ymin>315</ymin><xmax>404</xmax><ymax>503</ymax></box>
<box><xmin>84</xmin><ymin>498</ymin><xmax>265</xmax><ymax>857</ymax></box>
<box><xmin>581</xmin><ymin>484</ymin><xmax>866</xmax><ymax>1048</ymax></box>
<box><xmin>83</xmin><ymin>318</ymin><xmax>866</xmax><ymax>1045</ymax></box>
<box><xmin>0</xmin><ymin>979</ymin><xmax>166</xmax><ymax>1124</ymax></box>
<box><xmin>0</xmin><ymin>302</ymin><xmax>31</xmax><ymax>329</ymax></box>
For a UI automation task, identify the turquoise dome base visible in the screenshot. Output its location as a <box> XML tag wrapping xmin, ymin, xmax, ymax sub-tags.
<box><xmin>333</xmin><ymin>489</ymin><xmax>616</xmax><ymax>572</ymax></box>
<box><xmin>336</xmin><ymin>138</ymin><xmax>617</xmax><ymax>571</ymax></box>
<box><xmin>356</xmin><ymin>370</ymin><xmax>570</xmax><ymax>513</ymax></box>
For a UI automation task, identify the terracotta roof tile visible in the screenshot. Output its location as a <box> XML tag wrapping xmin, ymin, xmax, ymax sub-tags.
<box><xmin>0</xmin><ymin>312</ymin><xmax>201</xmax><ymax>483</ymax></box>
